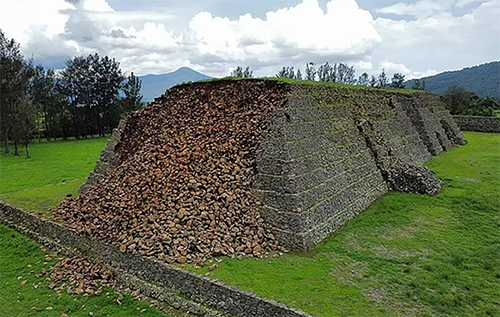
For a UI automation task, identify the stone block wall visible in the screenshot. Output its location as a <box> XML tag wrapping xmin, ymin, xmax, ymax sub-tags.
<box><xmin>454</xmin><ymin>116</ymin><xmax>500</xmax><ymax>133</ymax></box>
<box><xmin>256</xmin><ymin>85</ymin><xmax>466</xmax><ymax>251</ymax></box>
<box><xmin>80</xmin><ymin>80</ymin><xmax>466</xmax><ymax>252</ymax></box>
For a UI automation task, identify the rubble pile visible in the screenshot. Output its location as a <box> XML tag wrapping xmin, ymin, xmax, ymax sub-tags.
<box><xmin>47</xmin><ymin>257</ymin><xmax>119</xmax><ymax>296</ymax></box>
<box><xmin>55</xmin><ymin>81</ymin><xmax>289</xmax><ymax>265</ymax></box>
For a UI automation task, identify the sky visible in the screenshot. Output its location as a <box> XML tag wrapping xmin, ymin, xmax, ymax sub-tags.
<box><xmin>0</xmin><ymin>0</ymin><xmax>498</xmax><ymax>79</ymax></box>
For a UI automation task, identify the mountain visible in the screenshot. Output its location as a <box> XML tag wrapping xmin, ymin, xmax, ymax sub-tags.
<box><xmin>405</xmin><ymin>61</ymin><xmax>500</xmax><ymax>99</ymax></box>
<box><xmin>139</xmin><ymin>67</ymin><xmax>214</xmax><ymax>102</ymax></box>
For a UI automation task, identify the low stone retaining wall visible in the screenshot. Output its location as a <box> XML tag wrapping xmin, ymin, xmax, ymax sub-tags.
<box><xmin>0</xmin><ymin>201</ymin><xmax>313</xmax><ymax>317</ymax></box>
<box><xmin>454</xmin><ymin>116</ymin><xmax>500</xmax><ymax>133</ymax></box>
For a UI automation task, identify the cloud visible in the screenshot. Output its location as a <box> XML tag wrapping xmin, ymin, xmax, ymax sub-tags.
<box><xmin>455</xmin><ymin>0</ymin><xmax>491</xmax><ymax>7</ymax></box>
<box><xmin>355</xmin><ymin>60</ymin><xmax>374</xmax><ymax>72</ymax></box>
<box><xmin>0</xmin><ymin>0</ymin><xmax>497</xmax><ymax>79</ymax></box>
<box><xmin>0</xmin><ymin>0</ymin><xmax>381</xmax><ymax>77</ymax></box>
<box><xmin>378</xmin><ymin>60</ymin><xmax>437</xmax><ymax>79</ymax></box>
<box><xmin>373</xmin><ymin>0</ymin><xmax>500</xmax><ymax>77</ymax></box>
<box><xmin>189</xmin><ymin>0</ymin><xmax>381</xmax><ymax>66</ymax></box>
<box><xmin>377</xmin><ymin>0</ymin><xmax>455</xmax><ymax>18</ymax></box>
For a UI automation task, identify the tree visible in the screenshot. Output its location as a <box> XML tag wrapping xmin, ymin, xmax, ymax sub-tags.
<box><xmin>336</xmin><ymin>63</ymin><xmax>357</xmax><ymax>84</ymax></box>
<box><xmin>305</xmin><ymin>62</ymin><xmax>316</xmax><ymax>81</ymax></box>
<box><xmin>479</xmin><ymin>97</ymin><xmax>500</xmax><ymax>110</ymax></box>
<box><xmin>358</xmin><ymin>72</ymin><xmax>370</xmax><ymax>86</ymax></box>
<box><xmin>58</xmin><ymin>53</ymin><xmax>124</xmax><ymax>137</ymax></box>
<box><xmin>10</xmin><ymin>96</ymin><xmax>38</xmax><ymax>157</ymax></box>
<box><xmin>377</xmin><ymin>69</ymin><xmax>388</xmax><ymax>88</ymax></box>
<box><xmin>122</xmin><ymin>72</ymin><xmax>143</xmax><ymax>114</ymax></box>
<box><xmin>276</xmin><ymin>66</ymin><xmax>296</xmax><ymax>79</ymax></box>
<box><xmin>442</xmin><ymin>85</ymin><xmax>497</xmax><ymax>116</ymax></box>
<box><xmin>369</xmin><ymin>75</ymin><xmax>377</xmax><ymax>88</ymax></box>
<box><xmin>230</xmin><ymin>66</ymin><xmax>253</xmax><ymax>78</ymax></box>
<box><xmin>230</xmin><ymin>66</ymin><xmax>243</xmax><ymax>77</ymax></box>
<box><xmin>295</xmin><ymin>69</ymin><xmax>302</xmax><ymax>80</ymax></box>
<box><xmin>421</xmin><ymin>80</ymin><xmax>427</xmax><ymax>91</ymax></box>
<box><xmin>29</xmin><ymin>65</ymin><xmax>61</xmax><ymax>139</ymax></box>
<box><xmin>242</xmin><ymin>66</ymin><xmax>253</xmax><ymax>78</ymax></box>
<box><xmin>443</xmin><ymin>85</ymin><xmax>470</xmax><ymax>115</ymax></box>
<box><xmin>391</xmin><ymin>73</ymin><xmax>406</xmax><ymax>89</ymax></box>
<box><xmin>318</xmin><ymin>62</ymin><xmax>333</xmax><ymax>82</ymax></box>
<box><xmin>412</xmin><ymin>79</ymin><xmax>427</xmax><ymax>91</ymax></box>
<box><xmin>0</xmin><ymin>29</ymin><xmax>34</xmax><ymax>154</ymax></box>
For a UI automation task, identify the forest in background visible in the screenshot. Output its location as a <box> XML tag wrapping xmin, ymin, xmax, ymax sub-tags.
<box><xmin>0</xmin><ymin>30</ymin><xmax>143</xmax><ymax>157</ymax></box>
<box><xmin>405</xmin><ymin>61</ymin><xmax>500</xmax><ymax>99</ymax></box>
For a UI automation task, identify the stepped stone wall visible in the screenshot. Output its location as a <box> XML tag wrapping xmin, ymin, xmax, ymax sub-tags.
<box><xmin>454</xmin><ymin>116</ymin><xmax>500</xmax><ymax>133</ymax></box>
<box><xmin>255</xmin><ymin>85</ymin><xmax>465</xmax><ymax>251</ymax></box>
<box><xmin>82</xmin><ymin>80</ymin><xmax>466</xmax><ymax>252</ymax></box>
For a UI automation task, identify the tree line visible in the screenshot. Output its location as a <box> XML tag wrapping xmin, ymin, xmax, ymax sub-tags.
<box><xmin>442</xmin><ymin>85</ymin><xmax>499</xmax><ymax>116</ymax></box>
<box><xmin>230</xmin><ymin>62</ymin><xmax>424</xmax><ymax>90</ymax></box>
<box><xmin>0</xmin><ymin>30</ymin><xmax>143</xmax><ymax>157</ymax></box>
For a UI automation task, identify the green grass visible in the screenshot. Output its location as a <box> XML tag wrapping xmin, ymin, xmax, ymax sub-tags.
<box><xmin>0</xmin><ymin>179</ymin><xmax>84</xmax><ymax>214</ymax></box>
<box><xmin>0</xmin><ymin>138</ymin><xmax>107</xmax><ymax>213</ymax></box>
<box><xmin>0</xmin><ymin>137</ymin><xmax>107</xmax><ymax>195</ymax></box>
<box><xmin>0</xmin><ymin>224</ymin><xmax>168</xmax><ymax>317</ymax></box>
<box><xmin>180</xmin><ymin>77</ymin><xmax>420</xmax><ymax>95</ymax></box>
<box><xmin>185</xmin><ymin>132</ymin><xmax>500</xmax><ymax>317</ymax></box>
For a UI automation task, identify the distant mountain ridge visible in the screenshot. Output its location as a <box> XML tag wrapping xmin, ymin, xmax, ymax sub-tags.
<box><xmin>406</xmin><ymin>61</ymin><xmax>500</xmax><ymax>99</ymax></box>
<box><xmin>140</xmin><ymin>67</ymin><xmax>213</xmax><ymax>102</ymax></box>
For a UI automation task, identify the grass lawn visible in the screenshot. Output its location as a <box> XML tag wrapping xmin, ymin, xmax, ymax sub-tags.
<box><xmin>185</xmin><ymin>132</ymin><xmax>500</xmax><ymax>317</ymax></box>
<box><xmin>0</xmin><ymin>138</ymin><xmax>107</xmax><ymax>212</ymax></box>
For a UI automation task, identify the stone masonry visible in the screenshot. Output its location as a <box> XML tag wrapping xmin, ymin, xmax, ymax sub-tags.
<box><xmin>81</xmin><ymin>80</ymin><xmax>466</xmax><ymax>252</ymax></box>
<box><xmin>454</xmin><ymin>115</ymin><xmax>500</xmax><ymax>133</ymax></box>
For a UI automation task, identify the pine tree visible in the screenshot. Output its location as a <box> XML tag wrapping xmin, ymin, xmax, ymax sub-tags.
<box><xmin>391</xmin><ymin>73</ymin><xmax>406</xmax><ymax>89</ymax></box>
<box><xmin>305</xmin><ymin>62</ymin><xmax>316</xmax><ymax>81</ymax></box>
<box><xmin>358</xmin><ymin>72</ymin><xmax>370</xmax><ymax>86</ymax></box>
<box><xmin>58</xmin><ymin>53</ymin><xmax>123</xmax><ymax>137</ymax></box>
<box><xmin>377</xmin><ymin>69</ymin><xmax>388</xmax><ymax>88</ymax></box>
<box><xmin>295</xmin><ymin>69</ymin><xmax>302</xmax><ymax>80</ymax></box>
<box><xmin>122</xmin><ymin>72</ymin><xmax>143</xmax><ymax>114</ymax></box>
<box><xmin>0</xmin><ymin>29</ymin><xmax>34</xmax><ymax>154</ymax></box>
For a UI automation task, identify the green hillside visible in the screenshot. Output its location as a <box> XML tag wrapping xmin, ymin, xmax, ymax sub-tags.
<box><xmin>407</xmin><ymin>61</ymin><xmax>500</xmax><ymax>98</ymax></box>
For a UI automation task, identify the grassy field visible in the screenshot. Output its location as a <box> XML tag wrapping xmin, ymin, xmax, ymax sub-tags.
<box><xmin>1</xmin><ymin>133</ymin><xmax>498</xmax><ymax>317</ymax></box>
<box><xmin>186</xmin><ymin>132</ymin><xmax>500</xmax><ymax>317</ymax></box>
<box><xmin>0</xmin><ymin>138</ymin><xmax>170</xmax><ymax>317</ymax></box>
<box><xmin>0</xmin><ymin>224</ymin><xmax>168</xmax><ymax>317</ymax></box>
<box><xmin>0</xmin><ymin>138</ymin><xmax>107</xmax><ymax>213</ymax></box>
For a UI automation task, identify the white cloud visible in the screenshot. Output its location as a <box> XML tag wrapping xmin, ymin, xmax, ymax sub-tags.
<box><xmin>0</xmin><ymin>0</ymin><xmax>72</xmax><ymax>44</ymax></box>
<box><xmin>377</xmin><ymin>0</ymin><xmax>455</xmax><ymax>18</ymax></box>
<box><xmin>373</xmin><ymin>0</ymin><xmax>500</xmax><ymax>76</ymax></box>
<box><xmin>0</xmin><ymin>0</ymin><xmax>381</xmax><ymax>77</ymax></box>
<box><xmin>355</xmin><ymin>60</ymin><xmax>374</xmax><ymax>72</ymax></box>
<box><xmin>378</xmin><ymin>60</ymin><xmax>437</xmax><ymax>79</ymax></box>
<box><xmin>0</xmin><ymin>0</ymin><xmax>497</xmax><ymax>79</ymax></box>
<box><xmin>188</xmin><ymin>0</ymin><xmax>381</xmax><ymax>64</ymax></box>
